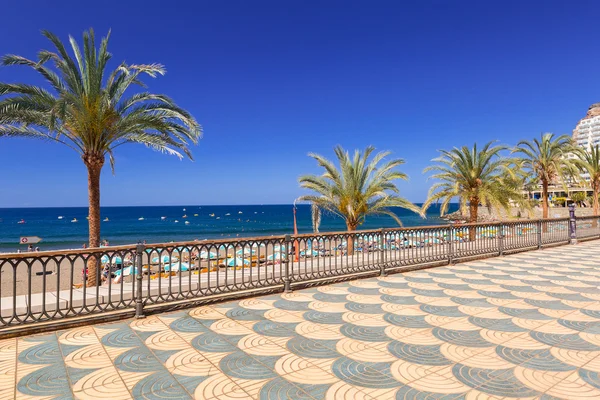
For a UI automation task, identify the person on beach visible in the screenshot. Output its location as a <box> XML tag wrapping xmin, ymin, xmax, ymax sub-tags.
<box><xmin>82</xmin><ymin>243</ymin><xmax>87</xmax><ymax>249</ymax></box>
<box><xmin>27</xmin><ymin>244</ymin><xmax>33</xmax><ymax>252</ymax></box>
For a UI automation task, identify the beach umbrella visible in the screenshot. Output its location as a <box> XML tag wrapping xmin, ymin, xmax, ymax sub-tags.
<box><xmin>199</xmin><ymin>251</ymin><xmax>218</xmax><ymax>260</ymax></box>
<box><xmin>225</xmin><ymin>258</ymin><xmax>251</xmax><ymax>267</ymax></box>
<box><xmin>114</xmin><ymin>266</ymin><xmax>139</xmax><ymax>277</ymax></box>
<box><xmin>101</xmin><ymin>255</ymin><xmax>122</xmax><ymax>264</ymax></box>
<box><xmin>273</xmin><ymin>244</ymin><xmax>287</xmax><ymax>252</ymax></box>
<box><xmin>152</xmin><ymin>255</ymin><xmax>177</xmax><ymax>264</ymax></box>
<box><xmin>236</xmin><ymin>248</ymin><xmax>256</xmax><ymax>257</ymax></box>
<box><xmin>164</xmin><ymin>262</ymin><xmax>190</xmax><ymax>272</ymax></box>
<box><xmin>267</xmin><ymin>252</ymin><xmax>285</xmax><ymax>261</ymax></box>
<box><xmin>300</xmin><ymin>249</ymin><xmax>320</xmax><ymax>257</ymax></box>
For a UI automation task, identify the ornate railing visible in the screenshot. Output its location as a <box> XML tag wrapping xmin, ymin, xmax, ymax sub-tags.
<box><xmin>0</xmin><ymin>214</ymin><xmax>597</xmax><ymax>330</ymax></box>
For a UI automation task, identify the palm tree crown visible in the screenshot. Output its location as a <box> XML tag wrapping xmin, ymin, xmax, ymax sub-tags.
<box><xmin>297</xmin><ymin>145</ymin><xmax>422</xmax><ymax>233</ymax></box>
<box><xmin>513</xmin><ymin>133</ymin><xmax>577</xmax><ymax>218</ymax></box>
<box><xmin>0</xmin><ymin>29</ymin><xmax>201</xmax><ymax>166</ymax></box>
<box><xmin>423</xmin><ymin>142</ymin><xmax>522</xmax><ymax>223</ymax></box>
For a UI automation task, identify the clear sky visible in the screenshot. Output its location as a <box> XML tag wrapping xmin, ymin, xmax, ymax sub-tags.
<box><xmin>1</xmin><ymin>0</ymin><xmax>599</xmax><ymax>207</ymax></box>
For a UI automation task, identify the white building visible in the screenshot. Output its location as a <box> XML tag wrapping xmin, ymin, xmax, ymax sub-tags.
<box><xmin>573</xmin><ymin>103</ymin><xmax>600</xmax><ymax>151</ymax></box>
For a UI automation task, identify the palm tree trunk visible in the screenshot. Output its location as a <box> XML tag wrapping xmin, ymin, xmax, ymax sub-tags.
<box><xmin>541</xmin><ymin>180</ymin><xmax>549</xmax><ymax>233</ymax></box>
<box><xmin>593</xmin><ymin>181</ymin><xmax>599</xmax><ymax>228</ymax></box>
<box><xmin>346</xmin><ymin>222</ymin><xmax>357</xmax><ymax>255</ymax></box>
<box><xmin>84</xmin><ymin>154</ymin><xmax>104</xmax><ymax>287</ymax></box>
<box><xmin>468</xmin><ymin>198</ymin><xmax>478</xmax><ymax>242</ymax></box>
<box><xmin>541</xmin><ymin>180</ymin><xmax>549</xmax><ymax>219</ymax></box>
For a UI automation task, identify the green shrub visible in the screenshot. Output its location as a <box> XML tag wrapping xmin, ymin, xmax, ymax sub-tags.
<box><xmin>571</xmin><ymin>192</ymin><xmax>587</xmax><ymax>205</ymax></box>
<box><xmin>554</xmin><ymin>197</ymin><xmax>567</xmax><ymax>206</ymax></box>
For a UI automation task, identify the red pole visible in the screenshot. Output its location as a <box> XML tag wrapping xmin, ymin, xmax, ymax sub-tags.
<box><xmin>293</xmin><ymin>206</ymin><xmax>300</xmax><ymax>262</ymax></box>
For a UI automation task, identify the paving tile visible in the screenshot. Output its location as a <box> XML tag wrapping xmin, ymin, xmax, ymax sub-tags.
<box><xmin>11</xmin><ymin>241</ymin><xmax>600</xmax><ymax>399</ymax></box>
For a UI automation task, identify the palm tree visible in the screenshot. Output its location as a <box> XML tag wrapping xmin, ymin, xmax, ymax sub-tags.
<box><xmin>297</xmin><ymin>145</ymin><xmax>422</xmax><ymax>253</ymax></box>
<box><xmin>574</xmin><ymin>145</ymin><xmax>600</xmax><ymax>216</ymax></box>
<box><xmin>513</xmin><ymin>133</ymin><xmax>578</xmax><ymax>219</ymax></box>
<box><xmin>0</xmin><ymin>30</ymin><xmax>201</xmax><ymax>286</ymax></box>
<box><xmin>423</xmin><ymin>142</ymin><xmax>523</xmax><ymax>241</ymax></box>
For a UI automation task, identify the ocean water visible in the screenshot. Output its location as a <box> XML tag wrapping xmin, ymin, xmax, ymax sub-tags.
<box><xmin>0</xmin><ymin>204</ymin><xmax>457</xmax><ymax>251</ymax></box>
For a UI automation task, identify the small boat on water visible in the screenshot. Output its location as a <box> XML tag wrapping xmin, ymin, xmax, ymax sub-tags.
<box><xmin>185</xmin><ymin>221</ymin><xmax>190</xmax><ymax>225</ymax></box>
<box><xmin>194</xmin><ymin>214</ymin><xmax>198</xmax><ymax>216</ymax></box>
<box><xmin>71</xmin><ymin>218</ymin><xmax>77</xmax><ymax>223</ymax></box>
<box><xmin>138</xmin><ymin>217</ymin><xmax>145</xmax><ymax>221</ymax></box>
<box><xmin>161</xmin><ymin>216</ymin><xmax>167</xmax><ymax>220</ymax></box>
<box><xmin>183</xmin><ymin>208</ymin><xmax>186</xmax><ymax>211</ymax></box>
<box><xmin>103</xmin><ymin>217</ymin><xmax>109</xmax><ymax>222</ymax></box>
<box><xmin>174</xmin><ymin>220</ymin><xmax>179</xmax><ymax>223</ymax></box>
<box><xmin>182</xmin><ymin>215</ymin><xmax>188</xmax><ymax>218</ymax></box>
<box><xmin>238</xmin><ymin>211</ymin><xmax>243</xmax><ymax>214</ymax></box>
<box><xmin>225</xmin><ymin>213</ymin><xmax>231</xmax><ymax>216</ymax></box>
<box><xmin>216</xmin><ymin>217</ymin><xmax>221</xmax><ymax>219</ymax></box>
<box><xmin>58</xmin><ymin>216</ymin><xmax>63</xmax><ymax>219</ymax></box>
<box><xmin>209</xmin><ymin>213</ymin><xmax>215</xmax><ymax>217</ymax></box>
<box><xmin>18</xmin><ymin>219</ymin><xmax>25</xmax><ymax>224</ymax></box>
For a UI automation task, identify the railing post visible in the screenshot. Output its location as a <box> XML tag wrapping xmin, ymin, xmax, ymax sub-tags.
<box><xmin>135</xmin><ymin>242</ymin><xmax>145</xmax><ymax>319</ymax></box>
<box><xmin>537</xmin><ymin>220</ymin><xmax>542</xmax><ymax>249</ymax></box>
<box><xmin>569</xmin><ymin>204</ymin><xmax>578</xmax><ymax>245</ymax></box>
<box><xmin>283</xmin><ymin>235</ymin><xmax>292</xmax><ymax>293</ymax></box>
<box><xmin>379</xmin><ymin>228</ymin><xmax>386</xmax><ymax>277</ymax></box>
<box><xmin>448</xmin><ymin>226</ymin><xmax>454</xmax><ymax>265</ymax></box>
<box><xmin>498</xmin><ymin>223</ymin><xmax>504</xmax><ymax>256</ymax></box>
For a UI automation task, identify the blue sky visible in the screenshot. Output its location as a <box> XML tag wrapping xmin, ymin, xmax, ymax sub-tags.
<box><xmin>1</xmin><ymin>0</ymin><xmax>599</xmax><ymax>207</ymax></box>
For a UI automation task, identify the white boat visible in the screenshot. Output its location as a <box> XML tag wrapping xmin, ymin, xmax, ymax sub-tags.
<box><xmin>174</xmin><ymin>220</ymin><xmax>179</xmax><ymax>223</ymax></box>
<box><xmin>238</xmin><ymin>211</ymin><xmax>243</xmax><ymax>214</ymax></box>
<box><xmin>183</xmin><ymin>208</ymin><xmax>186</xmax><ymax>211</ymax></box>
<box><xmin>194</xmin><ymin>214</ymin><xmax>198</xmax><ymax>216</ymax></box>
<box><xmin>138</xmin><ymin>217</ymin><xmax>145</xmax><ymax>221</ymax></box>
<box><xmin>185</xmin><ymin>221</ymin><xmax>190</xmax><ymax>225</ymax></box>
<box><xmin>161</xmin><ymin>216</ymin><xmax>167</xmax><ymax>220</ymax></box>
<box><xmin>103</xmin><ymin>217</ymin><xmax>109</xmax><ymax>222</ymax></box>
<box><xmin>182</xmin><ymin>215</ymin><xmax>188</xmax><ymax>218</ymax></box>
<box><xmin>225</xmin><ymin>213</ymin><xmax>231</xmax><ymax>216</ymax></box>
<box><xmin>209</xmin><ymin>213</ymin><xmax>215</xmax><ymax>217</ymax></box>
<box><xmin>58</xmin><ymin>216</ymin><xmax>63</xmax><ymax>219</ymax></box>
<box><xmin>216</xmin><ymin>217</ymin><xmax>221</xmax><ymax>219</ymax></box>
<box><xmin>71</xmin><ymin>218</ymin><xmax>77</xmax><ymax>223</ymax></box>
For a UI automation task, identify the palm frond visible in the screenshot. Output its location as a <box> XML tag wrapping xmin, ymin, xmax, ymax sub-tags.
<box><xmin>297</xmin><ymin>146</ymin><xmax>419</xmax><ymax>230</ymax></box>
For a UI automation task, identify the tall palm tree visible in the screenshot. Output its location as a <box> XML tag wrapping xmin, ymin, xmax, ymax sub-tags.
<box><xmin>423</xmin><ymin>142</ymin><xmax>523</xmax><ymax>241</ymax></box>
<box><xmin>297</xmin><ymin>145</ymin><xmax>422</xmax><ymax>254</ymax></box>
<box><xmin>0</xmin><ymin>30</ymin><xmax>201</xmax><ymax>286</ymax></box>
<box><xmin>574</xmin><ymin>144</ymin><xmax>600</xmax><ymax>216</ymax></box>
<box><xmin>513</xmin><ymin>133</ymin><xmax>577</xmax><ymax>219</ymax></box>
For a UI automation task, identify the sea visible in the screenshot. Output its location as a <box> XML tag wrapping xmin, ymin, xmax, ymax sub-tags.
<box><xmin>0</xmin><ymin>204</ymin><xmax>458</xmax><ymax>251</ymax></box>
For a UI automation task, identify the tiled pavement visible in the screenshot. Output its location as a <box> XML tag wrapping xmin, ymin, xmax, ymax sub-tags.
<box><xmin>6</xmin><ymin>242</ymin><xmax>600</xmax><ymax>399</ymax></box>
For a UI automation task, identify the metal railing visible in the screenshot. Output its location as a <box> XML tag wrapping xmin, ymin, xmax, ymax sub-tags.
<box><xmin>0</xmin><ymin>215</ymin><xmax>598</xmax><ymax>329</ymax></box>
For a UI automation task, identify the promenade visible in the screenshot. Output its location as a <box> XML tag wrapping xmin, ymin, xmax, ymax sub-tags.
<box><xmin>5</xmin><ymin>241</ymin><xmax>600</xmax><ymax>399</ymax></box>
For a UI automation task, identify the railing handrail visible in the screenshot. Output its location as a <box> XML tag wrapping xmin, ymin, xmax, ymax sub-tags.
<box><xmin>0</xmin><ymin>212</ymin><xmax>596</xmax><ymax>333</ymax></box>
